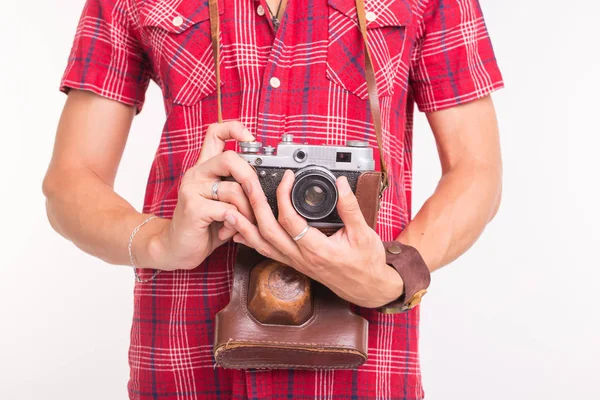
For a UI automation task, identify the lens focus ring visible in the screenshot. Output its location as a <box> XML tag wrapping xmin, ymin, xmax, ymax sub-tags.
<box><xmin>291</xmin><ymin>166</ymin><xmax>338</xmax><ymax>220</ymax></box>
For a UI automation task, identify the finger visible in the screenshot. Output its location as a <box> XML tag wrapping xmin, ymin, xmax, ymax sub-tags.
<box><xmin>276</xmin><ymin>170</ymin><xmax>327</xmax><ymax>253</ymax></box>
<box><xmin>176</xmin><ymin>189</ymin><xmax>239</xmax><ymax>229</ymax></box>
<box><xmin>224</xmin><ymin>211</ymin><xmax>293</xmax><ymax>264</ymax></box>
<box><xmin>243</xmin><ymin>173</ymin><xmax>301</xmax><ymax>258</ymax></box>
<box><xmin>335</xmin><ymin>176</ymin><xmax>369</xmax><ymax>238</ymax></box>
<box><xmin>197</xmin><ymin>180</ymin><xmax>256</xmax><ymax>224</ymax></box>
<box><xmin>195</xmin><ymin>151</ymin><xmax>260</xmax><ymax>195</ymax></box>
<box><xmin>218</xmin><ymin>223</ymin><xmax>237</xmax><ymax>241</ymax></box>
<box><xmin>232</xmin><ymin>233</ymin><xmax>249</xmax><ymax>247</ymax></box>
<box><xmin>196</xmin><ymin>121</ymin><xmax>255</xmax><ymax>165</ymax></box>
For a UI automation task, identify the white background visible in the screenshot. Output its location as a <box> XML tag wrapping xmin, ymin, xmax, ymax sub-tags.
<box><xmin>1</xmin><ymin>0</ymin><xmax>598</xmax><ymax>399</ymax></box>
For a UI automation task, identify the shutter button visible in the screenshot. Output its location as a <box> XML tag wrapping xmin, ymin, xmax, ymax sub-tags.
<box><xmin>365</xmin><ymin>11</ymin><xmax>377</xmax><ymax>22</ymax></box>
<box><xmin>270</xmin><ymin>77</ymin><xmax>281</xmax><ymax>88</ymax></box>
<box><xmin>172</xmin><ymin>16</ymin><xmax>184</xmax><ymax>27</ymax></box>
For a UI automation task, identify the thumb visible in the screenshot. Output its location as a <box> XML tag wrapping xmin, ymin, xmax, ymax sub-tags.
<box><xmin>197</xmin><ymin>121</ymin><xmax>255</xmax><ymax>165</ymax></box>
<box><xmin>336</xmin><ymin>176</ymin><xmax>368</xmax><ymax>235</ymax></box>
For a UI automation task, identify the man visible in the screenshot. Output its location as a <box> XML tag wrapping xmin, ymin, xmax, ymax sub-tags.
<box><xmin>43</xmin><ymin>0</ymin><xmax>503</xmax><ymax>398</ymax></box>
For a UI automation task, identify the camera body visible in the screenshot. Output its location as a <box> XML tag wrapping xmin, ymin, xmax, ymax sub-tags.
<box><xmin>236</xmin><ymin>135</ymin><xmax>376</xmax><ymax>229</ymax></box>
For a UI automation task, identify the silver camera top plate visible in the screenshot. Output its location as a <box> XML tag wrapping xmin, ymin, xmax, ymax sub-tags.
<box><xmin>238</xmin><ymin>135</ymin><xmax>375</xmax><ymax>171</ymax></box>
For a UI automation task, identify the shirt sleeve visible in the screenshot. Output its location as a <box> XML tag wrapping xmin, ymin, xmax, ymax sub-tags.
<box><xmin>409</xmin><ymin>0</ymin><xmax>504</xmax><ymax>112</ymax></box>
<box><xmin>60</xmin><ymin>0</ymin><xmax>152</xmax><ymax>113</ymax></box>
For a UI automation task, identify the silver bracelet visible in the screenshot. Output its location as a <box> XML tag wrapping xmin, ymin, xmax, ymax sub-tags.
<box><xmin>128</xmin><ymin>215</ymin><xmax>161</xmax><ymax>283</ymax></box>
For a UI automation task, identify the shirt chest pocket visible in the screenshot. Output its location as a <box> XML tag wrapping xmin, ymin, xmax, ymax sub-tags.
<box><xmin>139</xmin><ymin>0</ymin><xmax>224</xmax><ymax>106</ymax></box>
<box><xmin>326</xmin><ymin>0</ymin><xmax>413</xmax><ymax>99</ymax></box>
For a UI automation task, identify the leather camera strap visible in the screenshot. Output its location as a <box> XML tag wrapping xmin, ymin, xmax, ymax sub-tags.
<box><xmin>209</xmin><ymin>0</ymin><xmax>223</xmax><ymax>123</ymax></box>
<box><xmin>354</xmin><ymin>0</ymin><xmax>388</xmax><ymax>194</ymax></box>
<box><xmin>208</xmin><ymin>0</ymin><xmax>389</xmax><ymax>195</ymax></box>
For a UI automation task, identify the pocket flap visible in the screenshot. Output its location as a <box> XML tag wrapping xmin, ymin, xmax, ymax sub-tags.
<box><xmin>140</xmin><ymin>0</ymin><xmax>224</xmax><ymax>33</ymax></box>
<box><xmin>327</xmin><ymin>0</ymin><xmax>412</xmax><ymax>28</ymax></box>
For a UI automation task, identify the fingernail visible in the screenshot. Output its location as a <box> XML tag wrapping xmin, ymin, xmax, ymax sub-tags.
<box><xmin>284</xmin><ymin>170</ymin><xmax>293</xmax><ymax>180</ymax></box>
<box><xmin>232</xmin><ymin>234</ymin><xmax>243</xmax><ymax>244</ymax></box>
<box><xmin>338</xmin><ymin>176</ymin><xmax>352</xmax><ymax>196</ymax></box>
<box><xmin>243</xmin><ymin>180</ymin><xmax>253</xmax><ymax>195</ymax></box>
<box><xmin>225</xmin><ymin>214</ymin><xmax>237</xmax><ymax>225</ymax></box>
<box><xmin>242</xmin><ymin>128</ymin><xmax>254</xmax><ymax>138</ymax></box>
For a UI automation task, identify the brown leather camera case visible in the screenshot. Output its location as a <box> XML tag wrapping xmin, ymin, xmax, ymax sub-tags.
<box><xmin>213</xmin><ymin>246</ymin><xmax>368</xmax><ymax>370</ymax></box>
<box><xmin>213</xmin><ymin>172</ymin><xmax>381</xmax><ymax>370</ymax></box>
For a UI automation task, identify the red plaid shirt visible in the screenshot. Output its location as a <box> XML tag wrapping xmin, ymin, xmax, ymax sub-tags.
<box><xmin>61</xmin><ymin>0</ymin><xmax>502</xmax><ymax>398</ymax></box>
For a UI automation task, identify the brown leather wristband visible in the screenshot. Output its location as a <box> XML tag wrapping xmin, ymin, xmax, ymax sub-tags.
<box><xmin>377</xmin><ymin>241</ymin><xmax>431</xmax><ymax>314</ymax></box>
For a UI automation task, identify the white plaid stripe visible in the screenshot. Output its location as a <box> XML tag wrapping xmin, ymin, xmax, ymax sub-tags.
<box><xmin>169</xmin><ymin>271</ymin><xmax>197</xmax><ymax>393</ymax></box>
<box><xmin>315</xmin><ymin>369</ymin><xmax>335</xmax><ymax>399</ymax></box>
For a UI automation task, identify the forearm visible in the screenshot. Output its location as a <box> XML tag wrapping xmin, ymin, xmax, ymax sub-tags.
<box><xmin>43</xmin><ymin>90</ymin><xmax>171</xmax><ymax>268</ymax></box>
<box><xmin>43</xmin><ymin>166</ymin><xmax>167</xmax><ymax>266</ymax></box>
<box><xmin>397</xmin><ymin>162</ymin><xmax>502</xmax><ymax>272</ymax></box>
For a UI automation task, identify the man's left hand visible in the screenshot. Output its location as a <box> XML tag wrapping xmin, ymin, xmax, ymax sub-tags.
<box><xmin>221</xmin><ymin>169</ymin><xmax>404</xmax><ymax>308</ymax></box>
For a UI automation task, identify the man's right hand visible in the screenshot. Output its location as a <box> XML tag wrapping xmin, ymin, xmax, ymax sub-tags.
<box><xmin>133</xmin><ymin>121</ymin><xmax>262</xmax><ymax>271</ymax></box>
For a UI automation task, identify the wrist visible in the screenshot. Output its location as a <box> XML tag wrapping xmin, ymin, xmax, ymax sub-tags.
<box><xmin>377</xmin><ymin>241</ymin><xmax>431</xmax><ymax>313</ymax></box>
<box><xmin>131</xmin><ymin>216</ymin><xmax>170</xmax><ymax>270</ymax></box>
<box><xmin>367</xmin><ymin>262</ymin><xmax>404</xmax><ymax>308</ymax></box>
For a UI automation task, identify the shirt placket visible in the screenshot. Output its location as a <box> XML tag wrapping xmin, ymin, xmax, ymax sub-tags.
<box><xmin>255</xmin><ymin>0</ymin><xmax>282</xmax><ymax>33</ymax></box>
<box><xmin>241</xmin><ymin>3</ymin><xmax>282</xmax><ymax>397</ymax></box>
<box><xmin>253</xmin><ymin>0</ymin><xmax>289</xmax><ymax>145</ymax></box>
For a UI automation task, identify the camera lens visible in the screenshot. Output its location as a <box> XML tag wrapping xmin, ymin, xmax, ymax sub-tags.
<box><xmin>304</xmin><ymin>186</ymin><xmax>325</xmax><ymax>207</ymax></box>
<box><xmin>291</xmin><ymin>166</ymin><xmax>338</xmax><ymax>220</ymax></box>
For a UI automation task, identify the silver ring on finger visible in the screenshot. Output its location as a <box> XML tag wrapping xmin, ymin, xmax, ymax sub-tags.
<box><xmin>292</xmin><ymin>225</ymin><xmax>310</xmax><ymax>242</ymax></box>
<box><xmin>211</xmin><ymin>180</ymin><xmax>221</xmax><ymax>201</ymax></box>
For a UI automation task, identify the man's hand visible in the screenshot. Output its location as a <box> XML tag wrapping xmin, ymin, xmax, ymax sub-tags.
<box><xmin>221</xmin><ymin>170</ymin><xmax>404</xmax><ymax>308</ymax></box>
<box><xmin>134</xmin><ymin>122</ymin><xmax>260</xmax><ymax>271</ymax></box>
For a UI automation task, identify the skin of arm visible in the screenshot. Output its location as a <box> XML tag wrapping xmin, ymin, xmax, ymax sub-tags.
<box><xmin>44</xmin><ymin>89</ymin><xmax>500</xmax><ymax>308</ymax></box>
<box><xmin>43</xmin><ymin>90</ymin><xmax>152</xmax><ymax>265</ymax></box>
<box><xmin>43</xmin><ymin>90</ymin><xmax>258</xmax><ymax>271</ymax></box>
<box><xmin>334</xmin><ymin>94</ymin><xmax>502</xmax><ymax>305</ymax></box>
<box><xmin>396</xmin><ymin>95</ymin><xmax>503</xmax><ymax>273</ymax></box>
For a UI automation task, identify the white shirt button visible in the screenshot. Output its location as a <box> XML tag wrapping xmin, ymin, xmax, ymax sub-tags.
<box><xmin>172</xmin><ymin>16</ymin><xmax>184</xmax><ymax>27</ymax></box>
<box><xmin>269</xmin><ymin>77</ymin><xmax>281</xmax><ymax>88</ymax></box>
<box><xmin>365</xmin><ymin>11</ymin><xmax>377</xmax><ymax>22</ymax></box>
<box><xmin>257</xmin><ymin>5</ymin><xmax>265</xmax><ymax>16</ymax></box>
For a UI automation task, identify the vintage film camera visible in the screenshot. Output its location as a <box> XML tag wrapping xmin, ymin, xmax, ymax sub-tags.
<box><xmin>235</xmin><ymin>134</ymin><xmax>376</xmax><ymax>229</ymax></box>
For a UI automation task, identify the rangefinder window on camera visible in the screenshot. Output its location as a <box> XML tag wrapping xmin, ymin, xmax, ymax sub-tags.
<box><xmin>234</xmin><ymin>134</ymin><xmax>376</xmax><ymax>227</ymax></box>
